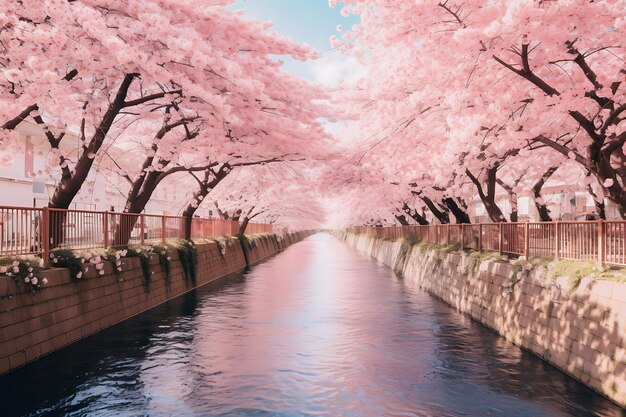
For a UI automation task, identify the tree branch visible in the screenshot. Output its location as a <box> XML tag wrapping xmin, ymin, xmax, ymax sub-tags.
<box><xmin>437</xmin><ymin>0</ymin><xmax>467</xmax><ymax>28</ymax></box>
<box><xmin>122</xmin><ymin>89</ymin><xmax>183</xmax><ymax>108</ymax></box>
<box><xmin>566</xmin><ymin>39</ymin><xmax>603</xmax><ymax>89</ymax></box>
<box><xmin>533</xmin><ymin>135</ymin><xmax>587</xmax><ymax>165</ymax></box>
<box><xmin>602</xmin><ymin>103</ymin><xmax>626</xmax><ymax>134</ymax></box>
<box><xmin>493</xmin><ymin>44</ymin><xmax>560</xmax><ymax>96</ymax></box>
<box><xmin>3</xmin><ymin>69</ymin><xmax>79</xmax><ymax>130</ymax></box>
<box><xmin>2</xmin><ymin>104</ymin><xmax>39</xmax><ymax>130</ymax></box>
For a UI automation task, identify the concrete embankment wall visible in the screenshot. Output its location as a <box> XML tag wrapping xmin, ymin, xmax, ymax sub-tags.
<box><xmin>0</xmin><ymin>231</ymin><xmax>311</xmax><ymax>375</ymax></box>
<box><xmin>340</xmin><ymin>232</ymin><xmax>626</xmax><ymax>408</ymax></box>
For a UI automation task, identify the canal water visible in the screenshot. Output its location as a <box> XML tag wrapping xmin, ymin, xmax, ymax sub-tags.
<box><xmin>2</xmin><ymin>233</ymin><xmax>625</xmax><ymax>417</ymax></box>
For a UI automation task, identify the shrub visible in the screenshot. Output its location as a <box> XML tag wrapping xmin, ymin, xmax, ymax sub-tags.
<box><xmin>0</xmin><ymin>256</ymin><xmax>46</xmax><ymax>291</ymax></box>
<box><xmin>50</xmin><ymin>248</ymin><xmax>84</xmax><ymax>280</ymax></box>
<box><xmin>105</xmin><ymin>248</ymin><xmax>128</xmax><ymax>281</ymax></box>
<box><xmin>125</xmin><ymin>246</ymin><xmax>153</xmax><ymax>286</ymax></box>
<box><xmin>53</xmin><ymin>248</ymin><xmax>112</xmax><ymax>281</ymax></box>
<box><xmin>174</xmin><ymin>240</ymin><xmax>197</xmax><ymax>284</ymax></box>
<box><xmin>152</xmin><ymin>243</ymin><xmax>173</xmax><ymax>285</ymax></box>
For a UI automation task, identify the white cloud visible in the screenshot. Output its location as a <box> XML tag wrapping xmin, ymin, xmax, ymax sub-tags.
<box><xmin>310</xmin><ymin>52</ymin><xmax>366</xmax><ymax>87</ymax></box>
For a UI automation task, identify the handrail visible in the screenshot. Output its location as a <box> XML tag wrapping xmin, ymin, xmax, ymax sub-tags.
<box><xmin>347</xmin><ymin>220</ymin><xmax>626</xmax><ymax>267</ymax></box>
<box><xmin>0</xmin><ymin>205</ymin><xmax>272</xmax><ymax>260</ymax></box>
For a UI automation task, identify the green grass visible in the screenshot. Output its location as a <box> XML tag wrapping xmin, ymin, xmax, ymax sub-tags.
<box><xmin>465</xmin><ymin>249</ymin><xmax>504</xmax><ymax>262</ymax></box>
<box><xmin>394</xmin><ymin>238</ymin><xmax>419</xmax><ymax>271</ymax></box>
<box><xmin>365</xmin><ymin>232</ymin><xmax>626</xmax><ymax>293</ymax></box>
<box><xmin>549</xmin><ymin>259</ymin><xmax>626</xmax><ymax>292</ymax></box>
<box><xmin>526</xmin><ymin>257</ymin><xmax>554</xmax><ymax>268</ymax></box>
<box><xmin>417</xmin><ymin>241</ymin><xmax>460</xmax><ymax>254</ymax></box>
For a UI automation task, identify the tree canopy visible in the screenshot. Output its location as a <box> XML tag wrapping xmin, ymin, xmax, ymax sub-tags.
<box><xmin>2</xmin><ymin>0</ymin><xmax>625</xmax><ymax>229</ymax></box>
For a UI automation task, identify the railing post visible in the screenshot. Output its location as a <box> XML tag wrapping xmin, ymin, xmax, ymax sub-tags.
<box><xmin>162</xmin><ymin>215</ymin><xmax>166</xmax><ymax>243</ymax></box>
<box><xmin>524</xmin><ymin>222</ymin><xmax>530</xmax><ymax>259</ymax></box>
<box><xmin>140</xmin><ymin>215</ymin><xmax>145</xmax><ymax>245</ymax></box>
<box><xmin>498</xmin><ymin>222</ymin><xmax>503</xmax><ymax>255</ymax></box>
<box><xmin>460</xmin><ymin>224</ymin><xmax>465</xmax><ymax>250</ymax></box>
<box><xmin>447</xmin><ymin>224</ymin><xmax>450</xmax><ymax>245</ymax></box>
<box><xmin>554</xmin><ymin>221</ymin><xmax>559</xmax><ymax>260</ymax></box>
<box><xmin>42</xmin><ymin>207</ymin><xmax>50</xmax><ymax>262</ymax></box>
<box><xmin>598</xmin><ymin>220</ymin><xmax>605</xmax><ymax>268</ymax></box>
<box><xmin>103</xmin><ymin>212</ymin><xmax>109</xmax><ymax>249</ymax></box>
<box><xmin>478</xmin><ymin>223</ymin><xmax>483</xmax><ymax>252</ymax></box>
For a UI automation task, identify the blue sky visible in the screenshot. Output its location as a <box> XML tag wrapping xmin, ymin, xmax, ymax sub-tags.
<box><xmin>231</xmin><ymin>0</ymin><xmax>361</xmax><ymax>83</ymax></box>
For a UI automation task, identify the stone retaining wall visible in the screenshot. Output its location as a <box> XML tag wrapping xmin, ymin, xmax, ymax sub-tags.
<box><xmin>341</xmin><ymin>232</ymin><xmax>626</xmax><ymax>408</ymax></box>
<box><xmin>0</xmin><ymin>232</ymin><xmax>310</xmax><ymax>375</ymax></box>
<box><xmin>247</xmin><ymin>234</ymin><xmax>285</xmax><ymax>265</ymax></box>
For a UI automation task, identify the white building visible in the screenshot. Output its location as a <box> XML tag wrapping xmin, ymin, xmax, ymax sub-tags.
<box><xmin>471</xmin><ymin>187</ymin><xmax>621</xmax><ymax>223</ymax></box>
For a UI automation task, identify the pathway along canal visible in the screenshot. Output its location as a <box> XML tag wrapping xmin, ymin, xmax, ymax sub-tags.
<box><xmin>2</xmin><ymin>234</ymin><xmax>625</xmax><ymax>416</ymax></box>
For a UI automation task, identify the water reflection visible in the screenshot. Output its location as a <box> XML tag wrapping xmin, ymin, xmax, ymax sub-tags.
<box><xmin>1</xmin><ymin>233</ymin><xmax>624</xmax><ymax>416</ymax></box>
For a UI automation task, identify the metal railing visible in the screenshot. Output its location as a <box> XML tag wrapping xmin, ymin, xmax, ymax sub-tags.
<box><xmin>0</xmin><ymin>206</ymin><xmax>272</xmax><ymax>260</ymax></box>
<box><xmin>348</xmin><ymin>221</ymin><xmax>626</xmax><ymax>267</ymax></box>
<box><xmin>245</xmin><ymin>223</ymin><xmax>273</xmax><ymax>235</ymax></box>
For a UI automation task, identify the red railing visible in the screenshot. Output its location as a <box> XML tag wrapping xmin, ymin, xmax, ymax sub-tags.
<box><xmin>348</xmin><ymin>220</ymin><xmax>626</xmax><ymax>266</ymax></box>
<box><xmin>245</xmin><ymin>223</ymin><xmax>273</xmax><ymax>235</ymax></box>
<box><xmin>0</xmin><ymin>206</ymin><xmax>272</xmax><ymax>261</ymax></box>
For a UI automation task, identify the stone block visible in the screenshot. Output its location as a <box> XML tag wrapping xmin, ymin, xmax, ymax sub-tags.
<box><xmin>66</xmin><ymin>328</ymin><xmax>82</xmax><ymax>345</ymax></box>
<box><xmin>580</xmin><ymin>344</ymin><xmax>600</xmax><ymax>363</ymax></box>
<box><xmin>24</xmin><ymin>344</ymin><xmax>41</xmax><ymax>363</ymax></box>
<box><xmin>551</xmin><ymin>346</ymin><xmax>570</xmax><ymax>365</ymax></box>
<box><xmin>8</xmin><ymin>350</ymin><xmax>25</xmax><ymax>369</ymax></box>
<box><xmin>0</xmin><ymin>356</ymin><xmax>9</xmax><ymax>374</ymax></box>
<box><xmin>612</xmin><ymin>283</ymin><xmax>626</xmax><ymax>304</ymax></box>
<box><xmin>589</xmin><ymin>280</ymin><xmax>615</xmax><ymax>300</ymax></box>
<box><xmin>486</xmin><ymin>261</ymin><xmax>514</xmax><ymax>279</ymax></box>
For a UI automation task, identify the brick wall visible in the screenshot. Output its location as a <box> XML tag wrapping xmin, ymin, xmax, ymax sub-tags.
<box><xmin>0</xmin><ymin>232</ymin><xmax>310</xmax><ymax>375</ymax></box>
<box><xmin>342</xmin><ymin>232</ymin><xmax>626</xmax><ymax>408</ymax></box>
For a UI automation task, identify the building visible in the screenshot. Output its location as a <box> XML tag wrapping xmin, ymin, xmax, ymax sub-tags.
<box><xmin>471</xmin><ymin>186</ymin><xmax>621</xmax><ymax>223</ymax></box>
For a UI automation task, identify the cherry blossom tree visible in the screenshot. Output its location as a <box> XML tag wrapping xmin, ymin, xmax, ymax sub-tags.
<box><xmin>209</xmin><ymin>165</ymin><xmax>327</xmax><ymax>234</ymax></box>
<box><xmin>2</xmin><ymin>0</ymin><xmax>332</xmax><ymax>246</ymax></box>
<box><xmin>330</xmin><ymin>0</ymin><xmax>626</xmax><ymax>222</ymax></box>
<box><xmin>1</xmin><ymin>0</ymin><xmax>317</xmax><ymax>211</ymax></box>
<box><xmin>106</xmin><ymin>21</ymin><xmax>328</xmax><ymax>243</ymax></box>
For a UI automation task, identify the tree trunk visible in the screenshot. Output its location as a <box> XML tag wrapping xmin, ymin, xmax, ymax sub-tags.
<box><xmin>112</xmin><ymin>213</ymin><xmax>142</xmax><ymax>246</ymax></box>
<box><xmin>395</xmin><ymin>214</ymin><xmax>409</xmax><ymax>226</ymax></box>
<box><xmin>510</xmin><ymin>203</ymin><xmax>518</xmax><ymax>223</ymax></box>
<box><xmin>534</xmin><ymin>201</ymin><xmax>552</xmax><ymax>223</ymax></box>
<box><xmin>532</xmin><ymin>166</ymin><xmax>558</xmax><ymax>222</ymax></box>
<box><xmin>237</xmin><ymin>216</ymin><xmax>251</xmax><ymax>266</ymax></box>
<box><xmin>466</xmin><ymin>167</ymin><xmax>507</xmax><ymax>222</ymax></box>
<box><xmin>587</xmin><ymin>184</ymin><xmax>607</xmax><ymax>220</ymax></box>
<box><xmin>419</xmin><ymin>196</ymin><xmax>450</xmax><ymax>224</ymax></box>
<box><xmin>403</xmin><ymin>203</ymin><xmax>429</xmax><ymax>225</ymax></box>
<box><xmin>496</xmin><ymin>180</ymin><xmax>518</xmax><ymax>222</ymax></box>
<box><xmin>238</xmin><ymin>216</ymin><xmax>250</xmax><ymax>237</ymax></box>
<box><xmin>48</xmin><ymin>209</ymin><xmax>67</xmax><ymax>251</ymax></box>
<box><xmin>49</xmin><ymin>73</ymin><xmax>139</xmax><ymax>210</ymax></box>
<box><xmin>442</xmin><ymin>198</ymin><xmax>471</xmax><ymax>224</ymax></box>
<box><xmin>112</xmin><ymin>182</ymin><xmax>155</xmax><ymax>246</ymax></box>
<box><xmin>181</xmin><ymin>165</ymin><xmax>232</xmax><ymax>239</ymax></box>
<box><xmin>589</xmin><ymin>144</ymin><xmax>622</xmax><ymax>218</ymax></box>
<box><xmin>180</xmin><ymin>185</ymin><xmax>214</xmax><ymax>240</ymax></box>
